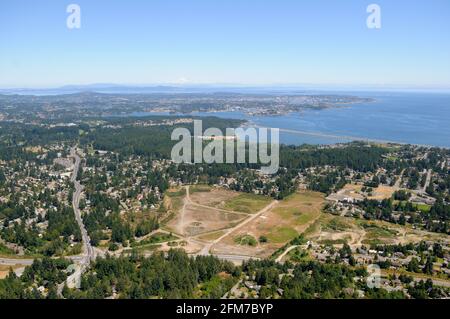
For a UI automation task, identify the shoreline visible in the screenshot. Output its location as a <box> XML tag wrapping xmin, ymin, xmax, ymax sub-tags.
<box><xmin>241</xmin><ymin>123</ymin><xmax>449</xmax><ymax>150</ymax></box>
<box><xmin>111</xmin><ymin>111</ymin><xmax>450</xmax><ymax>149</ymax></box>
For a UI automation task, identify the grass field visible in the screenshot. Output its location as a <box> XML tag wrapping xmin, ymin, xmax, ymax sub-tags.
<box><xmin>321</xmin><ymin>216</ymin><xmax>353</xmax><ymax>232</ymax></box>
<box><xmin>190</xmin><ymin>184</ymin><xmax>213</xmax><ymax>193</ymax></box>
<box><xmin>0</xmin><ymin>243</ymin><xmax>15</xmax><ymax>256</ymax></box>
<box><xmin>358</xmin><ymin>221</ymin><xmax>399</xmax><ymax>245</ymax></box>
<box><xmin>212</xmin><ymin>191</ymin><xmax>324</xmax><ymax>258</ymax></box>
<box><xmin>223</xmin><ymin>193</ymin><xmax>272</xmax><ymax>214</ymax></box>
<box><xmin>166</xmin><ymin>188</ymin><xmax>187</xmax><ymax>197</ymax></box>
<box><xmin>160</xmin><ymin>187</ymin><xmax>186</xmax><ymax>226</ymax></box>
<box><xmin>256</xmin><ymin>191</ymin><xmax>324</xmax><ymax>245</ymax></box>
<box><xmin>271</xmin><ymin>192</ymin><xmax>324</xmax><ymax>227</ymax></box>
<box><xmin>395</xmin><ymin>201</ymin><xmax>432</xmax><ymax>213</ymax></box>
<box><xmin>123</xmin><ymin>244</ymin><xmax>162</xmax><ymax>254</ymax></box>
<box><xmin>165</xmin><ymin>188</ymin><xmax>186</xmax><ymax>210</ymax></box>
<box><xmin>414</xmin><ymin>203</ymin><xmax>432</xmax><ymax>213</ymax></box>
<box><xmin>197</xmin><ymin>231</ymin><xmax>226</xmax><ymax>241</ymax></box>
<box><xmin>131</xmin><ymin>232</ymin><xmax>178</xmax><ymax>248</ymax></box>
<box><xmin>318</xmin><ymin>238</ymin><xmax>349</xmax><ymax>245</ymax></box>
<box><xmin>0</xmin><ymin>243</ymin><xmax>37</xmax><ymax>259</ymax></box>
<box><xmin>266</xmin><ymin>226</ymin><xmax>298</xmax><ymax>243</ymax></box>
<box><xmin>361</xmin><ymin>222</ymin><xmax>398</xmax><ymax>238</ymax></box>
<box><xmin>302</xmin><ymin>217</ymin><xmax>322</xmax><ymax>238</ymax></box>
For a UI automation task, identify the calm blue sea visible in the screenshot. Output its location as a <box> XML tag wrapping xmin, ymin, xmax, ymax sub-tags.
<box><xmin>132</xmin><ymin>91</ymin><xmax>450</xmax><ymax>148</ymax></box>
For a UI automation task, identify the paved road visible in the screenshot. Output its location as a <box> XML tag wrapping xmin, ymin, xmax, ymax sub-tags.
<box><xmin>70</xmin><ymin>147</ymin><xmax>94</xmax><ymax>261</ymax></box>
<box><xmin>0</xmin><ymin>254</ymin><xmax>86</xmax><ymax>266</ymax></box>
<box><xmin>0</xmin><ymin>258</ymin><xmax>34</xmax><ymax>266</ymax></box>
<box><xmin>420</xmin><ymin>169</ymin><xmax>432</xmax><ymax>194</ymax></box>
<box><xmin>213</xmin><ymin>254</ymin><xmax>260</xmax><ymax>263</ymax></box>
<box><xmin>65</xmin><ymin>147</ymin><xmax>95</xmax><ymax>289</ymax></box>
<box><xmin>0</xmin><ymin>254</ymin><xmax>86</xmax><ymax>267</ymax></box>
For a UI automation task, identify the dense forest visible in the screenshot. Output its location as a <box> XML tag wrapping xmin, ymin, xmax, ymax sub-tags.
<box><xmin>2</xmin><ymin>249</ymin><xmax>445</xmax><ymax>299</ymax></box>
<box><xmin>0</xmin><ymin>250</ymin><xmax>239</xmax><ymax>299</ymax></box>
<box><xmin>279</xmin><ymin>144</ymin><xmax>389</xmax><ymax>172</ymax></box>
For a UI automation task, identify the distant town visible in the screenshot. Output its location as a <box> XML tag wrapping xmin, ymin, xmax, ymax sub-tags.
<box><xmin>0</xmin><ymin>92</ymin><xmax>374</xmax><ymax>121</ymax></box>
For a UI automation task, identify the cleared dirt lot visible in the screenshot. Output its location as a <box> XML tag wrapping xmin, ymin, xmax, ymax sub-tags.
<box><xmin>0</xmin><ymin>265</ymin><xmax>22</xmax><ymax>279</ymax></box>
<box><xmin>368</xmin><ymin>185</ymin><xmax>397</xmax><ymax>200</ymax></box>
<box><xmin>190</xmin><ymin>187</ymin><xmax>272</xmax><ymax>215</ymax></box>
<box><xmin>165</xmin><ymin>186</ymin><xmax>247</xmax><ymax>237</ymax></box>
<box><xmin>181</xmin><ymin>206</ymin><xmax>244</xmax><ymax>236</ymax></box>
<box><xmin>189</xmin><ymin>187</ymin><xmax>240</xmax><ymax>208</ymax></box>
<box><xmin>327</xmin><ymin>183</ymin><xmax>396</xmax><ymax>202</ymax></box>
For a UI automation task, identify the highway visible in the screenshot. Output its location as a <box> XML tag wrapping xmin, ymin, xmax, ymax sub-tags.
<box><xmin>0</xmin><ymin>258</ymin><xmax>34</xmax><ymax>266</ymax></box>
<box><xmin>65</xmin><ymin>147</ymin><xmax>95</xmax><ymax>288</ymax></box>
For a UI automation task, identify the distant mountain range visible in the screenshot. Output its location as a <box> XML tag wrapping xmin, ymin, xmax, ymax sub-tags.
<box><xmin>1</xmin><ymin>84</ymin><xmax>448</xmax><ymax>96</ymax></box>
<box><xmin>0</xmin><ymin>84</ymin><xmax>317</xmax><ymax>96</ymax></box>
<box><xmin>0</xmin><ymin>84</ymin><xmax>193</xmax><ymax>95</ymax></box>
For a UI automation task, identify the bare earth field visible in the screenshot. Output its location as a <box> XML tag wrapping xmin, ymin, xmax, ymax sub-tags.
<box><xmin>165</xmin><ymin>186</ymin><xmax>263</xmax><ymax>238</ymax></box>
<box><xmin>169</xmin><ymin>205</ymin><xmax>245</xmax><ymax>236</ymax></box>
<box><xmin>0</xmin><ymin>265</ymin><xmax>22</xmax><ymax>279</ymax></box>
<box><xmin>368</xmin><ymin>185</ymin><xmax>397</xmax><ymax>200</ymax></box>
<box><xmin>327</xmin><ymin>183</ymin><xmax>397</xmax><ymax>202</ymax></box>
<box><xmin>189</xmin><ymin>187</ymin><xmax>240</xmax><ymax>208</ymax></box>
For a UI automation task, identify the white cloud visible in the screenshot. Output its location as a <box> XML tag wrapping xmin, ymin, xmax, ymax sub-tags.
<box><xmin>174</xmin><ymin>77</ymin><xmax>189</xmax><ymax>84</ymax></box>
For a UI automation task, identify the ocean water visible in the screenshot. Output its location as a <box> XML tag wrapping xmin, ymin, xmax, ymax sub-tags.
<box><xmin>132</xmin><ymin>91</ymin><xmax>450</xmax><ymax>148</ymax></box>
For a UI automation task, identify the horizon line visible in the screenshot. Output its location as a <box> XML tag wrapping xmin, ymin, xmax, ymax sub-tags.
<box><xmin>1</xmin><ymin>82</ymin><xmax>450</xmax><ymax>92</ymax></box>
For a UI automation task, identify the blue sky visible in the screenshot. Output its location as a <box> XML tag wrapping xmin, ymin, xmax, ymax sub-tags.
<box><xmin>1</xmin><ymin>0</ymin><xmax>449</xmax><ymax>88</ymax></box>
